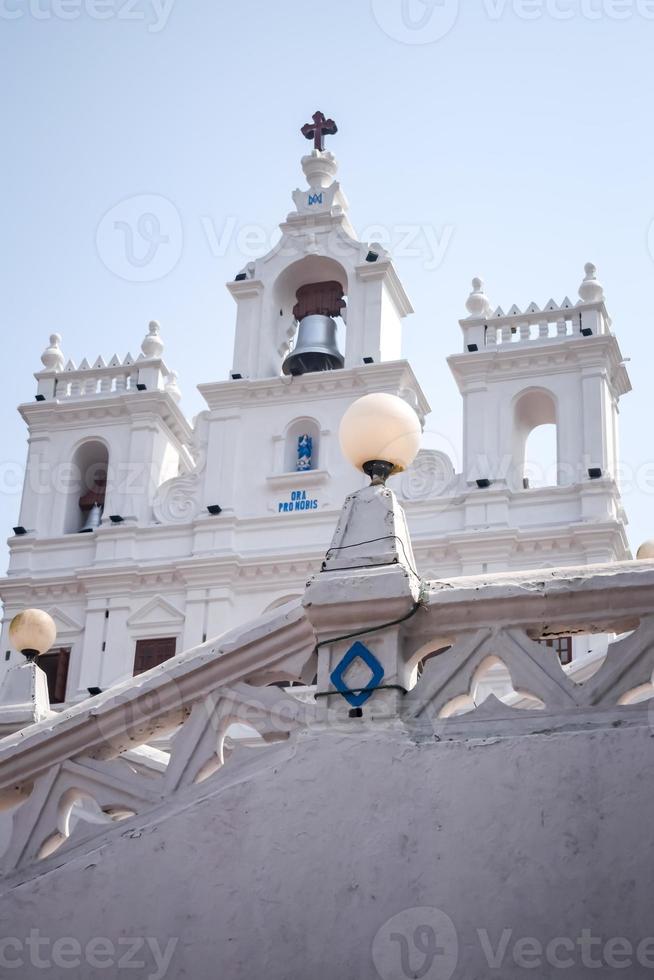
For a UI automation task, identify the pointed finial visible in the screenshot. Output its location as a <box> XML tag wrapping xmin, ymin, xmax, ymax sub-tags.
<box><xmin>466</xmin><ymin>278</ymin><xmax>492</xmax><ymax>318</ymax></box>
<box><xmin>41</xmin><ymin>333</ymin><xmax>65</xmax><ymax>372</ymax></box>
<box><xmin>141</xmin><ymin>320</ymin><xmax>164</xmax><ymax>359</ymax></box>
<box><xmin>578</xmin><ymin>262</ymin><xmax>605</xmax><ymax>303</ymax></box>
<box><xmin>165</xmin><ymin>370</ymin><xmax>181</xmax><ymax>403</ymax></box>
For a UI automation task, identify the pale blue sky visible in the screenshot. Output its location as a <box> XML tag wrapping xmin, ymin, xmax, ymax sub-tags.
<box><xmin>2</xmin><ymin>0</ymin><xmax>654</xmax><ymax>561</ymax></box>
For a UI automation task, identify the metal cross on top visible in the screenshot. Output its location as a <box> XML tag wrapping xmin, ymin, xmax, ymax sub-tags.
<box><xmin>301</xmin><ymin>110</ymin><xmax>338</xmax><ymax>151</ymax></box>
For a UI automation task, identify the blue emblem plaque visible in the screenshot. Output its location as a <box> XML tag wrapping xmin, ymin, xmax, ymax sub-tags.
<box><xmin>330</xmin><ymin>641</ymin><xmax>385</xmax><ymax>708</ymax></box>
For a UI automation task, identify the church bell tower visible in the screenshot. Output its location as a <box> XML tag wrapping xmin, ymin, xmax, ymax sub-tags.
<box><xmin>226</xmin><ymin>111</ymin><xmax>414</xmax><ymax>383</ymax></box>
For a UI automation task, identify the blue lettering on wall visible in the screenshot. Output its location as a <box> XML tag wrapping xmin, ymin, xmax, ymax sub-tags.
<box><xmin>277</xmin><ymin>488</ymin><xmax>319</xmax><ymax>514</ymax></box>
<box><xmin>307</xmin><ymin>192</ymin><xmax>323</xmax><ymax>206</ymax></box>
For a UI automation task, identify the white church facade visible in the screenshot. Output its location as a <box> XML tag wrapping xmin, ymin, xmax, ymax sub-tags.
<box><xmin>3</xmin><ymin>115</ymin><xmax>654</xmax><ymax>980</ymax></box>
<box><xmin>0</xmin><ymin>115</ymin><xmax>632</xmax><ymax>707</ymax></box>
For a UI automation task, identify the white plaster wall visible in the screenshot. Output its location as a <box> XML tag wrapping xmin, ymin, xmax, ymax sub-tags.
<box><xmin>1</xmin><ymin>724</ymin><xmax>653</xmax><ymax>979</ymax></box>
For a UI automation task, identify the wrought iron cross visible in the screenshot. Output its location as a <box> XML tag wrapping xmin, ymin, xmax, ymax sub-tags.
<box><xmin>301</xmin><ymin>111</ymin><xmax>338</xmax><ymax>151</ymax></box>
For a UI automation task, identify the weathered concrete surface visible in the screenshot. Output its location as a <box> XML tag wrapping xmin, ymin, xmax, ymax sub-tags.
<box><xmin>1</xmin><ymin>725</ymin><xmax>653</xmax><ymax>979</ymax></box>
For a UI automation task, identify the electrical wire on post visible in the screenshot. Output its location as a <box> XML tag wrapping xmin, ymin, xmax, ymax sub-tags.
<box><xmin>314</xmin><ymin>532</ymin><xmax>428</xmax><ymax>654</ymax></box>
<box><xmin>321</xmin><ymin>534</ymin><xmax>423</xmax><ymax>582</ymax></box>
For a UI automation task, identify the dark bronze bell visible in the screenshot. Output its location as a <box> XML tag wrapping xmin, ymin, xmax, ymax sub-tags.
<box><xmin>282</xmin><ymin>314</ymin><xmax>345</xmax><ymax>376</ymax></box>
<box><xmin>282</xmin><ymin>281</ymin><xmax>346</xmax><ymax>377</ymax></box>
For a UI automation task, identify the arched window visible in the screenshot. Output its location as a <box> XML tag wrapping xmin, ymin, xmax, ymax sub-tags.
<box><xmin>512</xmin><ymin>389</ymin><xmax>559</xmax><ymax>489</ymax></box>
<box><xmin>284</xmin><ymin>418</ymin><xmax>321</xmax><ymax>473</ymax></box>
<box><xmin>64</xmin><ymin>440</ymin><xmax>109</xmax><ymax>533</ymax></box>
<box><xmin>524</xmin><ymin>423</ymin><xmax>558</xmax><ymax>489</ymax></box>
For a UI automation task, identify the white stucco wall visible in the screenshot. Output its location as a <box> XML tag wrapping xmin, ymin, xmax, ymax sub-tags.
<box><xmin>2</xmin><ymin>723</ymin><xmax>653</xmax><ymax>979</ymax></box>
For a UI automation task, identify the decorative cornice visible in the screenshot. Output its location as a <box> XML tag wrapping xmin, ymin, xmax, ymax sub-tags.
<box><xmin>19</xmin><ymin>390</ymin><xmax>193</xmax><ymax>447</ymax></box>
<box><xmin>226</xmin><ymin>278</ymin><xmax>264</xmax><ymax>301</ymax></box>
<box><xmin>448</xmin><ymin>334</ymin><xmax>631</xmax><ymax>398</ymax></box>
<box><xmin>413</xmin><ymin>519</ymin><xmax>631</xmax><ymax>567</ymax></box>
<box><xmin>0</xmin><ymin>549</ymin><xmax>327</xmax><ymax>602</ymax></box>
<box><xmin>198</xmin><ymin>361</ymin><xmax>430</xmax><ymax>415</ymax></box>
<box><xmin>1</xmin><ymin>514</ymin><xmax>630</xmax><ymax>606</ymax></box>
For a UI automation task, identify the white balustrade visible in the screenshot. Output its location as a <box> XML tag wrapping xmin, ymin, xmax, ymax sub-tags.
<box><xmin>461</xmin><ymin>266</ymin><xmax>610</xmax><ymax>353</ymax></box>
<box><xmin>0</xmin><ymin>552</ymin><xmax>653</xmax><ymax>878</ymax></box>
<box><xmin>466</xmin><ymin>300</ymin><xmax>608</xmax><ymax>352</ymax></box>
<box><xmin>35</xmin><ymin>356</ymin><xmax>170</xmax><ymax>401</ymax></box>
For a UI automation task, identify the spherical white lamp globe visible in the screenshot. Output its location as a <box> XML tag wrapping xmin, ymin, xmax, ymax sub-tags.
<box><xmin>637</xmin><ymin>540</ymin><xmax>654</xmax><ymax>560</ymax></box>
<box><xmin>339</xmin><ymin>393</ymin><xmax>421</xmax><ymax>482</ymax></box>
<box><xmin>9</xmin><ymin>609</ymin><xmax>57</xmax><ymax>660</ymax></box>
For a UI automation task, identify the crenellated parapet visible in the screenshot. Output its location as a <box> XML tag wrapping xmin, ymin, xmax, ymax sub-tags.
<box><xmin>34</xmin><ymin>321</ymin><xmax>180</xmax><ymax>403</ymax></box>
<box><xmin>460</xmin><ymin>263</ymin><xmax>612</xmax><ymax>352</ymax></box>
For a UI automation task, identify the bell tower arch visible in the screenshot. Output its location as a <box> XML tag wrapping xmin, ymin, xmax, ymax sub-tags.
<box><xmin>226</xmin><ymin>116</ymin><xmax>413</xmax><ymax>382</ymax></box>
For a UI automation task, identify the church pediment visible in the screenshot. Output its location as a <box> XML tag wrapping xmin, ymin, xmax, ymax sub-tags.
<box><xmin>45</xmin><ymin>606</ymin><xmax>84</xmax><ymax>637</ymax></box>
<box><xmin>127</xmin><ymin>596</ymin><xmax>185</xmax><ymax>628</ymax></box>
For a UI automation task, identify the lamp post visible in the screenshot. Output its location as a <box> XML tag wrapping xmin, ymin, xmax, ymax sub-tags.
<box><xmin>0</xmin><ymin>609</ymin><xmax>56</xmax><ymax>730</ymax></box>
<box><xmin>305</xmin><ymin>393</ymin><xmax>423</xmax><ymax>721</ymax></box>
<box><xmin>339</xmin><ymin>392</ymin><xmax>421</xmax><ymax>485</ymax></box>
<box><xmin>8</xmin><ymin>609</ymin><xmax>57</xmax><ymax>662</ymax></box>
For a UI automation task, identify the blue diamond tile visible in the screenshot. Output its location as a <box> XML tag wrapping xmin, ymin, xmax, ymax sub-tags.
<box><xmin>330</xmin><ymin>641</ymin><xmax>385</xmax><ymax>708</ymax></box>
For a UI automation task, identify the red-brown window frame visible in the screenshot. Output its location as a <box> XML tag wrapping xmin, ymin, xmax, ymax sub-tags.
<box><xmin>133</xmin><ymin>637</ymin><xmax>177</xmax><ymax>676</ymax></box>
<box><xmin>539</xmin><ymin>636</ymin><xmax>573</xmax><ymax>666</ymax></box>
<box><xmin>38</xmin><ymin>647</ymin><xmax>71</xmax><ymax>704</ymax></box>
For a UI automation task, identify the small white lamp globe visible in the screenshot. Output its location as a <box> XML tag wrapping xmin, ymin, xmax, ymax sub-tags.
<box><xmin>637</xmin><ymin>541</ymin><xmax>654</xmax><ymax>560</ymax></box>
<box><xmin>339</xmin><ymin>393</ymin><xmax>421</xmax><ymax>482</ymax></box>
<box><xmin>9</xmin><ymin>609</ymin><xmax>57</xmax><ymax>660</ymax></box>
